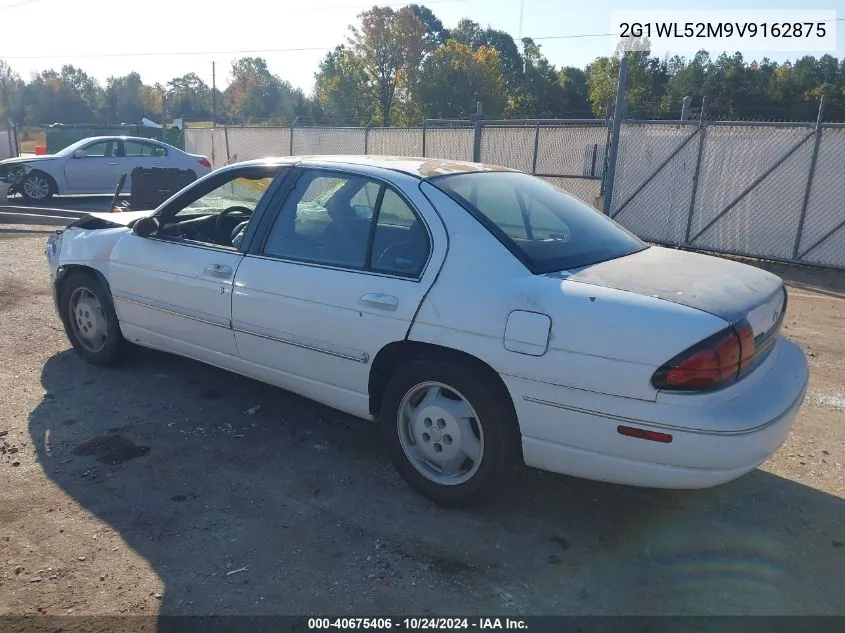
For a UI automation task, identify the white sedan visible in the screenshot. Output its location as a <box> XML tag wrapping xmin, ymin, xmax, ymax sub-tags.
<box><xmin>44</xmin><ymin>156</ymin><xmax>810</xmax><ymax>506</ymax></box>
<box><xmin>0</xmin><ymin>135</ymin><xmax>212</xmax><ymax>202</ymax></box>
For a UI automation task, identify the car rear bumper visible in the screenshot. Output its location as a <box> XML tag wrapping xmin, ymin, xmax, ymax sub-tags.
<box><xmin>505</xmin><ymin>336</ymin><xmax>809</xmax><ymax>489</ymax></box>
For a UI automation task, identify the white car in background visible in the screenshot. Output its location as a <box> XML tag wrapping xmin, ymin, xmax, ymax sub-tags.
<box><xmin>0</xmin><ymin>135</ymin><xmax>212</xmax><ymax>202</ymax></box>
<box><xmin>44</xmin><ymin>156</ymin><xmax>809</xmax><ymax>506</ymax></box>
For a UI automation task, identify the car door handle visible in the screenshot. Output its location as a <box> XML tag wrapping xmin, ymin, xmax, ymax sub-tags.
<box><xmin>107</xmin><ymin>162</ymin><xmax>118</xmax><ymax>165</ymax></box>
<box><xmin>359</xmin><ymin>293</ymin><xmax>398</xmax><ymax>311</ymax></box>
<box><xmin>204</xmin><ymin>264</ymin><xmax>233</xmax><ymax>279</ymax></box>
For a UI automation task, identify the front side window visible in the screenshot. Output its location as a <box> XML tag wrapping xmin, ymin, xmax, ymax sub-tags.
<box><xmin>432</xmin><ymin>171</ymin><xmax>645</xmax><ymax>273</ymax></box>
<box><xmin>157</xmin><ymin>166</ymin><xmax>282</xmax><ymax>248</ymax></box>
<box><xmin>262</xmin><ymin>169</ymin><xmax>429</xmax><ymax>276</ymax></box>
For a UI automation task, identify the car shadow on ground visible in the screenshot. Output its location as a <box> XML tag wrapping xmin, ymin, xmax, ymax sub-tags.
<box><xmin>27</xmin><ymin>347</ymin><xmax>845</xmax><ymax>617</ymax></box>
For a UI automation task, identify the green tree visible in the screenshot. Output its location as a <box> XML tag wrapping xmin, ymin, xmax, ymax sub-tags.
<box><xmin>449</xmin><ymin>20</ymin><xmax>523</xmax><ymax>95</ymax></box>
<box><xmin>415</xmin><ymin>41</ymin><xmax>506</xmax><ymax>119</ymax></box>
<box><xmin>105</xmin><ymin>72</ymin><xmax>145</xmax><ymax>123</ymax></box>
<box><xmin>586</xmin><ymin>42</ymin><xmax>666</xmax><ymax>119</ymax></box>
<box><xmin>60</xmin><ymin>65</ymin><xmax>104</xmax><ymax>119</ymax></box>
<box><xmin>224</xmin><ymin>57</ymin><xmax>300</xmax><ymax>123</ymax></box>
<box><xmin>0</xmin><ymin>59</ymin><xmax>25</xmax><ymax>124</ymax></box>
<box><xmin>506</xmin><ymin>38</ymin><xmax>565</xmax><ymax>118</ymax></box>
<box><xmin>313</xmin><ymin>45</ymin><xmax>377</xmax><ymax>125</ymax></box>
<box><xmin>167</xmin><ymin>72</ymin><xmax>212</xmax><ymax>120</ymax></box>
<box><xmin>557</xmin><ymin>67</ymin><xmax>591</xmax><ymax>116</ymax></box>
<box><xmin>408</xmin><ymin>4</ymin><xmax>449</xmax><ymax>47</ymax></box>
<box><xmin>22</xmin><ymin>69</ymin><xmax>100</xmax><ymax>124</ymax></box>
<box><xmin>348</xmin><ymin>6</ymin><xmax>428</xmax><ymax>126</ymax></box>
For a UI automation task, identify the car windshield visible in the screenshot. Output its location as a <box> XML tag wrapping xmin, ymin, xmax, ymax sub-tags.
<box><xmin>431</xmin><ymin>171</ymin><xmax>647</xmax><ymax>273</ymax></box>
<box><xmin>55</xmin><ymin>139</ymin><xmax>94</xmax><ymax>156</ymax></box>
<box><xmin>177</xmin><ymin>174</ymin><xmax>277</xmax><ymax>219</ymax></box>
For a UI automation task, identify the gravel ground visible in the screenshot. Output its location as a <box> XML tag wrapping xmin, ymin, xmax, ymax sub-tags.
<box><xmin>1</xmin><ymin>223</ymin><xmax>844</xmax><ymax>618</ymax></box>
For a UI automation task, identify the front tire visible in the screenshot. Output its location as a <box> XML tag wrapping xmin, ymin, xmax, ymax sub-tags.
<box><xmin>380</xmin><ymin>354</ymin><xmax>521</xmax><ymax>506</ymax></box>
<box><xmin>21</xmin><ymin>171</ymin><xmax>54</xmax><ymax>202</ymax></box>
<box><xmin>59</xmin><ymin>272</ymin><xmax>127</xmax><ymax>366</ymax></box>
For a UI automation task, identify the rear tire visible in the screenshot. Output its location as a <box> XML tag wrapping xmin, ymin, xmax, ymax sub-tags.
<box><xmin>59</xmin><ymin>272</ymin><xmax>128</xmax><ymax>366</ymax></box>
<box><xmin>380</xmin><ymin>354</ymin><xmax>521</xmax><ymax>506</ymax></box>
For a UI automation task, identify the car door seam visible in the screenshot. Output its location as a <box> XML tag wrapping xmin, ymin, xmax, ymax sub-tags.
<box><xmin>405</xmin><ymin>181</ymin><xmax>451</xmax><ymax>341</ymax></box>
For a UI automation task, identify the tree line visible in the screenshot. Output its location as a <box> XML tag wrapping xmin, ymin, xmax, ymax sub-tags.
<box><xmin>2</xmin><ymin>4</ymin><xmax>844</xmax><ymax>128</ymax></box>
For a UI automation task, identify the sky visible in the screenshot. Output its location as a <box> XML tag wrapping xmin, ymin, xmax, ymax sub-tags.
<box><xmin>0</xmin><ymin>0</ymin><xmax>843</xmax><ymax>93</ymax></box>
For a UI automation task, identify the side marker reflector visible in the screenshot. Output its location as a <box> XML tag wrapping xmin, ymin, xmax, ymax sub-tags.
<box><xmin>617</xmin><ymin>425</ymin><xmax>673</xmax><ymax>443</ymax></box>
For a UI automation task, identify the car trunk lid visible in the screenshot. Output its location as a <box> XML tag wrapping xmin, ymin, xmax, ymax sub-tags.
<box><xmin>552</xmin><ymin>246</ymin><xmax>787</xmax><ymax>381</ymax></box>
<box><xmin>556</xmin><ymin>246</ymin><xmax>785</xmax><ymax>326</ymax></box>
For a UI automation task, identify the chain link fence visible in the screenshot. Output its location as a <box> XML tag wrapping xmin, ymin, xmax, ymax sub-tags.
<box><xmin>186</xmin><ymin>121</ymin><xmax>607</xmax><ymax>203</ymax></box>
<box><xmin>609</xmin><ymin>120</ymin><xmax>845</xmax><ymax>269</ymax></box>
<box><xmin>185</xmin><ymin>118</ymin><xmax>845</xmax><ymax>270</ymax></box>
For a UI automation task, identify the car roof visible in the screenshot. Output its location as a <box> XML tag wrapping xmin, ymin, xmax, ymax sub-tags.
<box><xmin>78</xmin><ymin>135</ymin><xmax>169</xmax><ymax>144</ymax></box>
<box><xmin>224</xmin><ymin>155</ymin><xmax>517</xmax><ymax>180</ymax></box>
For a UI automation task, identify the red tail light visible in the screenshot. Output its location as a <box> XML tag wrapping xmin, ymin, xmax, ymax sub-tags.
<box><xmin>652</xmin><ymin>327</ymin><xmax>746</xmax><ymax>391</ymax></box>
<box><xmin>653</xmin><ymin>288</ymin><xmax>787</xmax><ymax>393</ymax></box>
<box><xmin>198</xmin><ymin>158</ymin><xmax>211</xmax><ymax>168</ymax></box>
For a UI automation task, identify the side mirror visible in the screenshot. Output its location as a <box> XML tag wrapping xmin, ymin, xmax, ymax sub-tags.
<box><xmin>133</xmin><ymin>216</ymin><xmax>159</xmax><ymax>238</ymax></box>
<box><xmin>74</xmin><ymin>149</ymin><xmax>86</xmax><ymax>159</ymax></box>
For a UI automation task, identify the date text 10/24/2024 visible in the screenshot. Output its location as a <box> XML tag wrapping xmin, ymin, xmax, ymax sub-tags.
<box><xmin>308</xmin><ymin>618</ymin><xmax>528</xmax><ymax>630</ymax></box>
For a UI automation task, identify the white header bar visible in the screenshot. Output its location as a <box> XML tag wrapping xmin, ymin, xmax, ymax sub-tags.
<box><xmin>609</xmin><ymin>10</ymin><xmax>837</xmax><ymax>53</ymax></box>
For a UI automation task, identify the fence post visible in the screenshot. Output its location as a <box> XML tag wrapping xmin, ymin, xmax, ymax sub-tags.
<box><xmin>422</xmin><ymin>119</ymin><xmax>427</xmax><ymax>157</ymax></box>
<box><xmin>532</xmin><ymin>122</ymin><xmax>540</xmax><ymax>175</ymax></box>
<box><xmin>793</xmin><ymin>95</ymin><xmax>826</xmax><ymax>260</ymax></box>
<box><xmin>223</xmin><ymin>125</ymin><xmax>230</xmax><ymax>163</ymax></box>
<box><xmin>289</xmin><ymin>122</ymin><xmax>295</xmax><ymax>156</ymax></box>
<box><xmin>683</xmin><ymin>97</ymin><xmax>708</xmax><ymax>245</ymax></box>
<box><xmin>364</xmin><ymin>124</ymin><xmax>370</xmax><ymax>155</ymax></box>
<box><xmin>681</xmin><ymin>96</ymin><xmax>691</xmax><ymax>121</ymax></box>
<box><xmin>602</xmin><ymin>54</ymin><xmax>628</xmax><ymax>216</ymax></box>
<box><xmin>472</xmin><ymin>102</ymin><xmax>483</xmax><ymax>163</ymax></box>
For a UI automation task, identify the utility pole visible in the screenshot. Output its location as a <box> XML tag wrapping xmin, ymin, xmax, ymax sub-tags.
<box><xmin>681</xmin><ymin>96</ymin><xmax>691</xmax><ymax>121</ymax></box>
<box><xmin>211</xmin><ymin>61</ymin><xmax>217</xmax><ymax>128</ymax></box>
<box><xmin>602</xmin><ymin>54</ymin><xmax>628</xmax><ymax>216</ymax></box>
<box><xmin>161</xmin><ymin>92</ymin><xmax>167</xmax><ymax>141</ymax></box>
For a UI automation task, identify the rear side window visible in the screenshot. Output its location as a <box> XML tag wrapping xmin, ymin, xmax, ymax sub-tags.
<box><xmin>124</xmin><ymin>141</ymin><xmax>167</xmax><ymax>157</ymax></box>
<box><xmin>432</xmin><ymin>171</ymin><xmax>646</xmax><ymax>273</ymax></box>
<box><xmin>261</xmin><ymin>169</ymin><xmax>429</xmax><ymax>277</ymax></box>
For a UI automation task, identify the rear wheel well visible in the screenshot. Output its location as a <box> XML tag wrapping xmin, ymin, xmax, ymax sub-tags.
<box><xmin>368</xmin><ymin>341</ymin><xmax>517</xmax><ymax>421</ymax></box>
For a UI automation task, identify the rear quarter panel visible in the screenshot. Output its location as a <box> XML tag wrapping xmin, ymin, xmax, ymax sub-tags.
<box><xmin>411</xmin><ymin>182</ymin><xmax>730</xmax><ymax>402</ymax></box>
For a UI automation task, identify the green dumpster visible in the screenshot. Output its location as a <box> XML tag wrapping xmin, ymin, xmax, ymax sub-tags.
<box><xmin>45</xmin><ymin>124</ymin><xmax>184</xmax><ymax>154</ymax></box>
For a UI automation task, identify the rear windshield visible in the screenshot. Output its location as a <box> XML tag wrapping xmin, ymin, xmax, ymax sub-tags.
<box><xmin>432</xmin><ymin>171</ymin><xmax>646</xmax><ymax>273</ymax></box>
